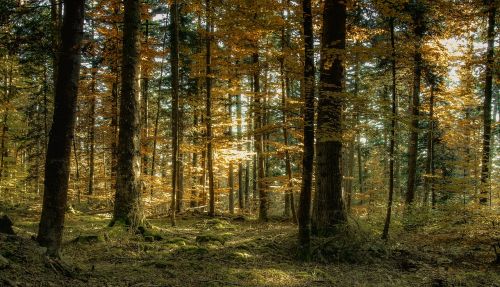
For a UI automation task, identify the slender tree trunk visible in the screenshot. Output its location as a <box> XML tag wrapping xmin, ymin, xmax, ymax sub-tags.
<box><xmin>423</xmin><ymin>85</ymin><xmax>435</xmax><ymax>207</ymax></box>
<box><xmin>88</xmin><ymin>66</ymin><xmax>97</xmax><ymax>196</ymax></box>
<box><xmin>170</xmin><ymin>0</ymin><xmax>180</xmax><ymax>225</ymax></box>
<box><xmin>191</xmin><ymin>112</ymin><xmax>199</xmax><ymax>207</ymax></box>
<box><xmin>142</xmin><ymin>20</ymin><xmax>150</xmax><ymax>179</ymax></box>
<box><xmin>237</xmin><ymin>94</ymin><xmax>244</xmax><ymax>211</ymax></box>
<box><xmin>112</xmin><ymin>0</ymin><xmax>143</xmax><ymax>228</ymax></box>
<box><xmin>150</xmin><ymin>15</ymin><xmax>169</xmax><ymax>196</ymax></box>
<box><xmin>37</xmin><ymin>0</ymin><xmax>85</xmax><ymax>257</ymax></box>
<box><xmin>312</xmin><ymin>0</ymin><xmax>348</xmax><ymax>236</ymax></box>
<box><xmin>280</xmin><ymin>9</ymin><xmax>296</xmax><ymax>221</ymax></box>
<box><xmin>228</xmin><ymin>96</ymin><xmax>235</xmax><ymax>214</ymax></box>
<box><xmin>206</xmin><ymin>0</ymin><xmax>215</xmax><ymax>217</ymax></box>
<box><xmin>244</xmin><ymin>110</ymin><xmax>251</xmax><ymax>211</ymax></box>
<box><xmin>480</xmin><ymin>0</ymin><xmax>495</xmax><ymax>205</ymax></box>
<box><xmin>109</xmin><ymin>4</ymin><xmax>120</xmax><ymax>193</ymax></box>
<box><xmin>345</xmin><ymin>141</ymin><xmax>355</xmax><ymax>211</ymax></box>
<box><xmin>406</xmin><ymin>0</ymin><xmax>424</xmax><ymax>205</ymax></box>
<box><xmin>73</xmin><ymin>137</ymin><xmax>81</xmax><ymax>203</ymax></box>
<box><xmin>253</xmin><ymin>52</ymin><xmax>267</xmax><ymax>221</ymax></box>
<box><xmin>382</xmin><ymin>18</ymin><xmax>397</xmax><ymax>240</ymax></box>
<box><xmin>298</xmin><ymin>0</ymin><xmax>315</xmax><ymax>259</ymax></box>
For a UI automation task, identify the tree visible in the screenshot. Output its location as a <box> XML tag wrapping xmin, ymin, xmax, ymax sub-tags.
<box><xmin>311</xmin><ymin>0</ymin><xmax>348</xmax><ymax>236</ymax></box>
<box><xmin>206</xmin><ymin>0</ymin><xmax>215</xmax><ymax>217</ymax></box>
<box><xmin>480</xmin><ymin>0</ymin><xmax>496</xmax><ymax>205</ymax></box>
<box><xmin>298</xmin><ymin>0</ymin><xmax>315</xmax><ymax>259</ymax></box>
<box><xmin>171</xmin><ymin>0</ymin><xmax>180</xmax><ymax>225</ymax></box>
<box><xmin>406</xmin><ymin>0</ymin><xmax>425</xmax><ymax>205</ymax></box>
<box><xmin>37</xmin><ymin>0</ymin><xmax>85</xmax><ymax>257</ymax></box>
<box><xmin>111</xmin><ymin>0</ymin><xmax>143</xmax><ymax>228</ymax></box>
<box><xmin>382</xmin><ymin>17</ymin><xmax>397</xmax><ymax>240</ymax></box>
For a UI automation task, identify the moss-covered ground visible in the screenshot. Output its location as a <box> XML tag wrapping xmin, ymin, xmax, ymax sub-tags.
<box><xmin>0</xmin><ymin>203</ymin><xmax>498</xmax><ymax>286</ymax></box>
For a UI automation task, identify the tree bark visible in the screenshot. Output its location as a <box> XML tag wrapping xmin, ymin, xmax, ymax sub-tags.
<box><xmin>298</xmin><ymin>0</ymin><xmax>315</xmax><ymax>259</ymax></box>
<box><xmin>111</xmin><ymin>0</ymin><xmax>143</xmax><ymax>228</ymax></box>
<box><xmin>236</xmin><ymin>94</ymin><xmax>244</xmax><ymax>211</ymax></box>
<box><xmin>88</xmin><ymin>65</ymin><xmax>97</xmax><ymax>196</ymax></box>
<box><xmin>37</xmin><ymin>0</ymin><xmax>85</xmax><ymax>257</ymax></box>
<box><xmin>253</xmin><ymin>52</ymin><xmax>267</xmax><ymax>221</ymax></box>
<box><xmin>206</xmin><ymin>0</ymin><xmax>215</xmax><ymax>217</ymax></box>
<box><xmin>480</xmin><ymin>0</ymin><xmax>495</xmax><ymax>205</ymax></box>
<box><xmin>170</xmin><ymin>0</ymin><xmax>180</xmax><ymax>225</ymax></box>
<box><xmin>311</xmin><ymin>0</ymin><xmax>348</xmax><ymax>236</ymax></box>
<box><xmin>382</xmin><ymin>18</ymin><xmax>397</xmax><ymax>240</ymax></box>
<box><xmin>406</xmin><ymin>0</ymin><xmax>424</xmax><ymax>205</ymax></box>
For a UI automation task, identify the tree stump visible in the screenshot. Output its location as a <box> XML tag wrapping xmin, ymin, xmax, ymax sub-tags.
<box><xmin>0</xmin><ymin>215</ymin><xmax>15</xmax><ymax>235</ymax></box>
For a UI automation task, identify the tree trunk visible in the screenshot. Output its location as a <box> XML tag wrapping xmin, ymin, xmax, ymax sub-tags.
<box><xmin>311</xmin><ymin>0</ymin><xmax>347</xmax><ymax>236</ymax></box>
<box><xmin>253</xmin><ymin>52</ymin><xmax>267</xmax><ymax>222</ymax></box>
<box><xmin>191</xmin><ymin>112</ymin><xmax>199</xmax><ymax>207</ymax></box>
<box><xmin>228</xmin><ymin>96</ymin><xmax>235</xmax><ymax>214</ymax></box>
<box><xmin>37</xmin><ymin>0</ymin><xmax>85</xmax><ymax>257</ymax></box>
<box><xmin>423</xmin><ymin>84</ymin><xmax>435</xmax><ymax>207</ymax></box>
<box><xmin>298</xmin><ymin>0</ymin><xmax>315</xmax><ymax>259</ymax></box>
<box><xmin>170</xmin><ymin>0</ymin><xmax>180</xmax><ymax>224</ymax></box>
<box><xmin>206</xmin><ymin>0</ymin><xmax>215</xmax><ymax>217</ymax></box>
<box><xmin>150</xmin><ymin>15</ymin><xmax>168</xmax><ymax>196</ymax></box>
<box><xmin>237</xmin><ymin>94</ymin><xmax>244</xmax><ymax>211</ymax></box>
<box><xmin>382</xmin><ymin>18</ymin><xmax>397</xmax><ymax>240</ymax></box>
<box><xmin>111</xmin><ymin>0</ymin><xmax>143</xmax><ymax>228</ymax></box>
<box><xmin>480</xmin><ymin>0</ymin><xmax>495</xmax><ymax>205</ymax></box>
<box><xmin>142</xmin><ymin>20</ymin><xmax>150</xmax><ymax>179</ymax></box>
<box><xmin>406</xmin><ymin>0</ymin><xmax>424</xmax><ymax>205</ymax></box>
<box><xmin>88</xmin><ymin>66</ymin><xmax>97</xmax><ymax>196</ymax></box>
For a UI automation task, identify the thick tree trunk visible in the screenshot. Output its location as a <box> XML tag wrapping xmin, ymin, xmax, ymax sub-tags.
<box><xmin>311</xmin><ymin>0</ymin><xmax>347</xmax><ymax>236</ymax></box>
<box><xmin>37</xmin><ymin>0</ymin><xmax>85</xmax><ymax>257</ymax></box>
<box><xmin>171</xmin><ymin>0</ymin><xmax>180</xmax><ymax>224</ymax></box>
<box><xmin>480</xmin><ymin>0</ymin><xmax>495</xmax><ymax>205</ymax></box>
<box><xmin>298</xmin><ymin>0</ymin><xmax>315</xmax><ymax>260</ymax></box>
<box><xmin>406</xmin><ymin>1</ymin><xmax>424</xmax><ymax>205</ymax></box>
<box><xmin>112</xmin><ymin>0</ymin><xmax>143</xmax><ymax>228</ymax></box>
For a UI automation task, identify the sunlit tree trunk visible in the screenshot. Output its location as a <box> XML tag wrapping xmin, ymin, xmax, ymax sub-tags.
<box><xmin>480</xmin><ymin>0</ymin><xmax>495</xmax><ymax>205</ymax></box>
<box><xmin>112</xmin><ymin>0</ymin><xmax>143</xmax><ymax>228</ymax></box>
<box><xmin>37</xmin><ymin>0</ymin><xmax>85</xmax><ymax>257</ymax></box>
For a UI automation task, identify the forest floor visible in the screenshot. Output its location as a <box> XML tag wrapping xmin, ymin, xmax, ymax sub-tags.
<box><xmin>0</xmin><ymin>202</ymin><xmax>499</xmax><ymax>287</ymax></box>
